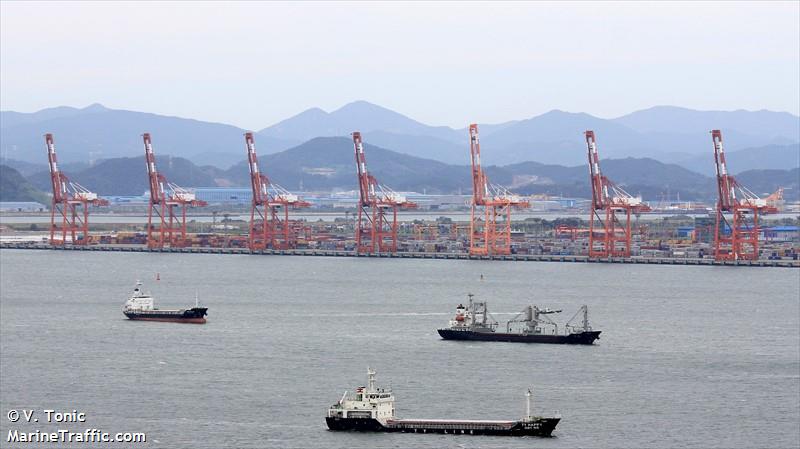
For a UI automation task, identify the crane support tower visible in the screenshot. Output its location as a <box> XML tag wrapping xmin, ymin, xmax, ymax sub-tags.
<box><xmin>352</xmin><ymin>132</ymin><xmax>417</xmax><ymax>253</ymax></box>
<box><xmin>244</xmin><ymin>132</ymin><xmax>310</xmax><ymax>250</ymax></box>
<box><xmin>584</xmin><ymin>130</ymin><xmax>650</xmax><ymax>258</ymax></box>
<box><xmin>45</xmin><ymin>133</ymin><xmax>108</xmax><ymax>245</ymax></box>
<box><xmin>143</xmin><ymin>133</ymin><xmax>207</xmax><ymax>248</ymax></box>
<box><xmin>468</xmin><ymin>124</ymin><xmax>529</xmax><ymax>255</ymax></box>
<box><xmin>710</xmin><ymin>130</ymin><xmax>777</xmax><ymax>260</ymax></box>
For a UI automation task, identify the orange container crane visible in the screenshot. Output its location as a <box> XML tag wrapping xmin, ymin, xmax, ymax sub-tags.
<box><xmin>143</xmin><ymin>133</ymin><xmax>207</xmax><ymax>248</ymax></box>
<box><xmin>244</xmin><ymin>132</ymin><xmax>310</xmax><ymax>250</ymax></box>
<box><xmin>45</xmin><ymin>133</ymin><xmax>108</xmax><ymax>245</ymax></box>
<box><xmin>710</xmin><ymin>130</ymin><xmax>777</xmax><ymax>260</ymax></box>
<box><xmin>468</xmin><ymin>124</ymin><xmax>529</xmax><ymax>255</ymax></box>
<box><xmin>352</xmin><ymin>131</ymin><xmax>417</xmax><ymax>253</ymax></box>
<box><xmin>584</xmin><ymin>130</ymin><xmax>650</xmax><ymax>258</ymax></box>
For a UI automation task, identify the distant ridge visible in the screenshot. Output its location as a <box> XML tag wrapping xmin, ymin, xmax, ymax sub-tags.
<box><xmin>1</xmin><ymin>103</ymin><xmax>110</xmax><ymax>129</ymax></box>
<box><xmin>2</xmin><ymin>102</ymin><xmax>797</xmax><ymax>170</ymax></box>
<box><xmin>612</xmin><ymin>105</ymin><xmax>800</xmax><ymax>139</ymax></box>
<box><xmin>0</xmin><ymin>103</ymin><xmax>295</xmax><ymax>168</ymax></box>
<box><xmin>259</xmin><ymin>100</ymin><xmax>463</xmax><ymax>143</ymax></box>
<box><xmin>0</xmin><ymin>165</ymin><xmax>48</xmax><ymax>203</ymax></box>
<box><xmin>677</xmin><ymin>143</ymin><xmax>800</xmax><ymax>175</ymax></box>
<box><xmin>25</xmin><ymin>155</ymin><xmax>220</xmax><ymax>197</ymax></box>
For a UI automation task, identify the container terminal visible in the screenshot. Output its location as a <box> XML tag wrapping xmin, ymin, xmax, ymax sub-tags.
<box><xmin>0</xmin><ymin>128</ymin><xmax>797</xmax><ymax>266</ymax></box>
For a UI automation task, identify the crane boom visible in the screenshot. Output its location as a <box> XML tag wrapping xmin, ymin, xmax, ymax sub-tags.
<box><xmin>353</xmin><ymin>132</ymin><xmax>374</xmax><ymax>207</ymax></box>
<box><xmin>143</xmin><ymin>133</ymin><xmax>163</xmax><ymax>204</ymax></box>
<box><xmin>45</xmin><ymin>133</ymin><xmax>68</xmax><ymax>204</ymax></box>
<box><xmin>585</xmin><ymin>130</ymin><xmax>608</xmax><ymax>209</ymax></box>
<box><xmin>711</xmin><ymin>130</ymin><xmax>736</xmax><ymax>211</ymax></box>
<box><xmin>245</xmin><ymin>132</ymin><xmax>269</xmax><ymax>206</ymax></box>
<box><xmin>468</xmin><ymin>124</ymin><xmax>488</xmax><ymax>205</ymax></box>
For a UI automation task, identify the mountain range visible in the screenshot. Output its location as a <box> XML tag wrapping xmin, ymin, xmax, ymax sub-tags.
<box><xmin>2</xmin><ymin>102</ymin><xmax>798</xmax><ymax>170</ymax></box>
<box><xmin>0</xmin><ymin>104</ymin><xmax>294</xmax><ymax>169</ymax></box>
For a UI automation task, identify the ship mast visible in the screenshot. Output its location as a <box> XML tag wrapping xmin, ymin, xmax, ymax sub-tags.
<box><xmin>467</xmin><ymin>293</ymin><xmax>475</xmax><ymax>327</ymax></box>
<box><xmin>367</xmin><ymin>367</ymin><xmax>376</xmax><ymax>392</ymax></box>
<box><xmin>583</xmin><ymin>306</ymin><xmax>589</xmax><ymax>332</ymax></box>
<box><xmin>526</xmin><ymin>388</ymin><xmax>533</xmax><ymax>419</ymax></box>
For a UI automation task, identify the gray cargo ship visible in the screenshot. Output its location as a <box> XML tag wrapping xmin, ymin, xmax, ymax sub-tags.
<box><xmin>437</xmin><ymin>295</ymin><xmax>600</xmax><ymax>344</ymax></box>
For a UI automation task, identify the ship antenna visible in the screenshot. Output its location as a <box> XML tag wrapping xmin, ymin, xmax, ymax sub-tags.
<box><xmin>195</xmin><ymin>290</ymin><xmax>199</xmax><ymax>307</ymax></box>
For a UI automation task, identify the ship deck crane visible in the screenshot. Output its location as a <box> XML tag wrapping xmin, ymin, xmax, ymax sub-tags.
<box><xmin>143</xmin><ymin>133</ymin><xmax>207</xmax><ymax>248</ymax></box>
<box><xmin>45</xmin><ymin>133</ymin><xmax>108</xmax><ymax>245</ymax></box>
<box><xmin>584</xmin><ymin>130</ymin><xmax>651</xmax><ymax>258</ymax></box>
<box><xmin>468</xmin><ymin>124</ymin><xmax>529</xmax><ymax>255</ymax></box>
<box><xmin>245</xmin><ymin>132</ymin><xmax>310</xmax><ymax>250</ymax></box>
<box><xmin>506</xmin><ymin>305</ymin><xmax>560</xmax><ymax>334</ymax></box>
<box><xmin>711</xmin><ymin>130</ymin><xmax>777</xmax><ymax>260</ymax></box>
<box><xmin>565</xmin><ymin>305</ymin><xmax>592</xmax><ymax>334</ymax></box>
<box><xmin>352</xmin><ymin>132</ymin><xmax>417</xmax><ymax>253</ymax></box>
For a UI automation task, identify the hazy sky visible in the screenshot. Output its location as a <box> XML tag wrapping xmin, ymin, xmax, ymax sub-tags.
<box><xmin>2</xmin><ymin>1</ymin><xmax>798</xmax><ymax>130</ymax></box>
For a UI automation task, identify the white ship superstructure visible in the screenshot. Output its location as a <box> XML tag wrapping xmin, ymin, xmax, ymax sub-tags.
<box><xmin>124</xmin><ymin>281</ymin><xmax>155</xmax><ymax>312</ymax></box>
<box><xmin>327</xmin><ymin>368</ymin><xmax>395</xmax><ymax>424</ymax></box>
<box><xmin>445</xmin><ymin>294</ymin><xmax>497</xmax><ymax>333</ymax></box>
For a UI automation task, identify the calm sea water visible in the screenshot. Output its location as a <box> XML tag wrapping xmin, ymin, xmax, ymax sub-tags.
<box><xmin>1</xmin><ymin>250</ymin><xmax>798</xmax><ymax>449</ymax></box>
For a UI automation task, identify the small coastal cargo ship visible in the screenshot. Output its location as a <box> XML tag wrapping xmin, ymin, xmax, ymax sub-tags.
<box><xmin>326</xmin><ymin>368</ymin><xmax>560</xmax><ymax>437</ymax></box>
<box><xmin>123</xmin><ymin>281</ymin><xmax>208</xmax><ymax>324</ymax></box>
<box><xmin>437</xmin><ymin>295</ymin><xmax>600</xmax><ymax>344</ymax></box>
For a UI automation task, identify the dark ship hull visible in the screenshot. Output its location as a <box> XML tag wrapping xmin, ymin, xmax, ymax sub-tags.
<box><xmin>438</xmin><ymin>328</ymin><xmax>600</xmax><ymax>345</ymax></box>
<box><xmin>124</xmin><ymin>307</ymin><xmax>208</xmax><ymax>324</ymax></box>
<box><xmin>326</xmin><ymin>416</ymin><xmax>559</xmax><ymax>437</ymax></box>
